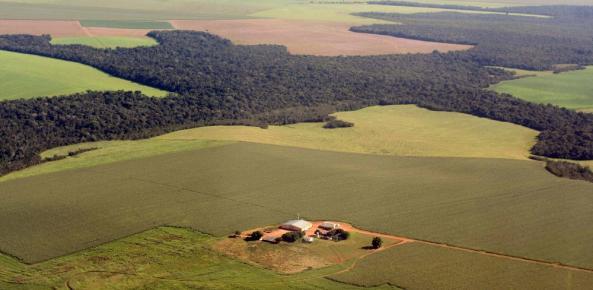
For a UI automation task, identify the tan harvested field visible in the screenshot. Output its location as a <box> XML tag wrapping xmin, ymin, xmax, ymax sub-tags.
<box><xmin>171</xmin><ymin>19</ymin><xmax>472</xmax><ymax>56</ymax></box>
<box><xmin>0</xmin><ymin>20</ymin><xmax>86</xmax><ymax>36</ymax></box>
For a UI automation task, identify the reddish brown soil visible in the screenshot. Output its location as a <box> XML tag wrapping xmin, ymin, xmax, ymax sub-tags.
<box><xmin>171</xmin><ymin>19</ymin><xmax>472</xmax><ymax>56</ymax></box>
<box><xmin>0</xmin><ymin>20</ymin><xmax>86</xmax><ymax>37</ymax></box>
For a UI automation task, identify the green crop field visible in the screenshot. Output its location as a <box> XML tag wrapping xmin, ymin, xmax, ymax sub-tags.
<box><xmin>0</xmin><ymin>50</ymin><xmax>168</xmax><ymax>100</ymax></box>
<box><xmin>51</xmin><ymin>36</ymin><xmax>158</xmax><ymax>48</ymax></box>
<box><xmin>329</xmin><ymin>243</ymin><xmax>593</xmax><ymax>289</ymax></box>
<box><xmin>491</xmin><ymin>67</ymin><xmax>593</xmax><ymax>111</ymax></box>
<box><xmin>0</xmin><ymin>227</ymin><xmax>396</xmax><ymax>289</ymax></box>
<box><xmin>80</xmin><ymin>20</ymin><xmax>173</xmax><ymax>29</ymax></box>
<box><xmin>0</xmin><ymin>139</ymin><xmax>230</xmax><ymax>182</ymax></box>
<box><xmin>1</xmin><ymin>143</ymin><xmax>592</xmax><ymax>269</ymax></box>
<box><xmin>0</xmin><ymin>105</ymin><xmax>537</xmax><ymax>182</ymax></box>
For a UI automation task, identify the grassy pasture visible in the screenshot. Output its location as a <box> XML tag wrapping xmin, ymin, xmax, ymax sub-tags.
<box><xmin>160</xmin><ymin>105</ymin><xmax>537</xmax><ymax>160</ymax></box>
<box><xmin>0</xmin><ymin>105</ymin><xmax>537</xmax><ymax>182</ymax></box>
<box><xmin>1</xmin><ymin>143</ymin><xmax>592</xmax><ymax>269</ymax></box>
<box><xmin>80</xmin><ymin>19</ymin><xmax>173</xmax><ymax>29</ymax></box>
<box><xmin>0</xmin><ymin>50</ymin><xmax>168</xmax><ymax>100</ymax></box>
<box><xmin>491</xmin><ymin>66</ymin><xmax>593</xmax><ymax>111</ymax></box>
<box><xmin>329</xmin><ymin>242</ymin><xmax>593</xmax><ymax>289</ymax></box>
<box><xmin>0</xmin><ymin>227</ymin><xmax>395</xmax><ymax>289</ymax></box>
<box><xmin>51</xmin><ymin>36</ymin><xmax>158</xmax><ymax>48</ymax></box>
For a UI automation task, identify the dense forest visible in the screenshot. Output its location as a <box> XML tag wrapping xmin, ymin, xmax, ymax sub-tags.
<box><xmin>0</xmin><ymin>22</ymin><xmax>593</xmax><ymax>174</ymax></box>
<box><xmin>352</xmin><ymin>7</ymin><xmax>593</xmax><ymax>70</ymax></box>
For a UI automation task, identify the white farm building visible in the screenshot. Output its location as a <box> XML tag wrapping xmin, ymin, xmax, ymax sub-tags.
<box><xmin>280</xmin><ymin>220</ymin><xmax>313</xmax><ymax>232</ymax></box>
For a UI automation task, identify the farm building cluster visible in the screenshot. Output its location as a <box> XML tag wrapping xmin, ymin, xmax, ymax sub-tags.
<box><xmin>246</xmin><ymin>220</ymin><xmax>350</xmax><ymax>244</ymax></box>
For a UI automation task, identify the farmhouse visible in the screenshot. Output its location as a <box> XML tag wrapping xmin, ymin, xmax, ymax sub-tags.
<box><xmin>319</xmin><ymin>222</ymin><xmax>340</xmax><ymax>230</ymax></box>
<box><xmin>280</xmin><ymin>219</ymin><xmax>313</xmax><ymax>232</ymax></box>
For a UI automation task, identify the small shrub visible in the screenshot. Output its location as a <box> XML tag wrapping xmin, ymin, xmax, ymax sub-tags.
<box><xmin>372</xmin><ymin>237</ymin><xmax>383</xmax><ymax>249</ymax></box>
<box><xmin>323</xmin><ymin>119</ymin><xmax>354</xmax><ymax>129</ymax></box>
<box><xmin>328</xmin><ymin>229</ymin><xmax>350</xmax><ymax>241</ymax></box>
<box><xmin>282</xmin><ymin>231</ymin><xmax>303</xmax><ymax>243</ymax></box>
<box><xmin>245</xmin><ymin>231</ymin><xmax>263</xmax><ymax>241</ymax></box>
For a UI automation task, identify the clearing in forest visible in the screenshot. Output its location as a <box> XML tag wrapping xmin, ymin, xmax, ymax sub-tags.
<box><xmin>51</xmin><ymin>36</ymin><xmax>158</xmax><ymax>48</ymax></box>
<box><xmin>491</xmin><ymin>66</ymin><xmax>593</xmax><ymax>112</ymax></box>
<box><xmin>160</xmin><ymin>105</ymin><xmax>537</xmax><ymax>160</ymax></box>
<box><xmin>0</xmin><ymin>50</ymin><xmax>168</xmax><ymax>100</ymax></box>
<box><xmin>171</xmin><ymin>19</ymin><xmax>472</xmax><ymax>56</ymax></box>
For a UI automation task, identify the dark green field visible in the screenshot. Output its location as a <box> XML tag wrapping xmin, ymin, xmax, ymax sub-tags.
<box><xmin>329</xmin><ymin>243</ymin><xmax>593</xmax><ymax>289</ymax></box>
<box><xmin>0</xmin><ymin>142</ymin><xmax>592</xmax><ymax>269</ymax></box>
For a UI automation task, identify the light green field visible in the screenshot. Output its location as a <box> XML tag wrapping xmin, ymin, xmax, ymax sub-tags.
<box><xmin>80</xmin><ymin>19</ymin><xmax>173</xmax><ymax>29</ymax></box>
<box><xmin>160</xmin><ymin>105</ymin><xmax>537</xmax><ymax>160</ymax></box>
<box><xmin>0</xmin><ymin>227</ymin><xmax>395</xmax><ymax>289</ymax></box>
<box><xmin>51</xmin><ymin>36</ymin><xmax>157</xmax><ymax>48</ymax></box>
<box><xmin>0</xmin><ymin>105</ymin><xmax>537</xmax><ymax>182</ymax></box>
<box><xmin>1</xmin><ymin>143</ymin><xmax>592</xmax><ymax>268</ymax></box>
<box><xmin>329</xmin><ymin>242</ymin><xmax>593</xmax><ymax>289</ymax></box>
<box><xmin>0</xmin><ymin>139</ymin><xmax>230</xmax><ymax>182</ymax></box>
<box><xmin>491</xmin><ymin>66</ymin><xmax>593</xmax><ymax>111</ymax></box>
<box><xmin>0</xmin><ymin>50</ymin><xmax>168</xmax><ymax>100</ymax></box>
<box><xmin>250</xmin><ymin>2</ymin><xmax>543</xmax><ymax>24</ymax></box>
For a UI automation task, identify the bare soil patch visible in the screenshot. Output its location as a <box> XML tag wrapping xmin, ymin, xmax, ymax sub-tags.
<box><xmin>0</xmin><ymin>20</ymin><xmax>86</xmax><ymax>37</ymax></box>
<box><xmin>170</xmin><ymin>19</ymin><xmax>472</xmax><ymax>56</ymax></box>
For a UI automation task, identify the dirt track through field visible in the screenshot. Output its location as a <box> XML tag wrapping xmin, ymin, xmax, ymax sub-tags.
<box><xmin>170</xmin><ymin>19</ymin><xmax>472</xmax><ymax>56</ymax></box>
<box><xmin>336</xmin><ymin>222</ymin><xmax>593</xmax><ymax>275</ymax></box>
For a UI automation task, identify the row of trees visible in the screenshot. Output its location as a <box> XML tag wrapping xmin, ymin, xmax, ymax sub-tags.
<box><xmin>0</xmin><ymin>29</ymin><xmax>592</xmax><ymax>175</ymax></box>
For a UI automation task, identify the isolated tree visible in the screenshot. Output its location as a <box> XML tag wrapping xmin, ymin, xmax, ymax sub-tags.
<box><xmin>372</xmin><ymin>237</ymin><xmax>383</xmax><ymax>249</ymax></box>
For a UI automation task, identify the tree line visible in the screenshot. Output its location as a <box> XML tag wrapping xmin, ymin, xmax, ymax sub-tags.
<box><xmin>0</xmin><ymin>29</ymin><xmax>592</xmax><ymax>175</ymax></box>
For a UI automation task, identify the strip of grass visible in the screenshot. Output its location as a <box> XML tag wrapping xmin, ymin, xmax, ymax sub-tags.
<box><xmin>0</xmin><ymin>50</ymin><xmax>168</xmax><ymax>100</ymax></box>
<box><xmin>329</xmin><ymin>242</ymin><xmax>593</xmax><ymax>289</ymax></box>
<box><xmin>491</xmin><ymin>66</ymin><xmax>593</xmax><ymax>111</ymax></box>
<box><xmin>51</xmin><ymin>36</ymin><xmax>158</xmax><ymax>48</ymax></box>
<box><xmin>0</xmin><ymin>227</ymin><xmax>394</xmax><ymax>289</ymax></box>
<box><xmin>0</xmin><ymin>139</ymin><xmax>230</xmax><ymax>182</ymax></box>
<box><xmin>80</xmin><ymin>19</ymin><xmax>173</xmax><ymax>29</ymax></box>
<box><xmin>1</xmin><ymin>143</ymin><xmax>592</xmax><ymax>269</ymax></box>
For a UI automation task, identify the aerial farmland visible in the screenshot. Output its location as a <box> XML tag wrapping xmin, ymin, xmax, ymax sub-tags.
<box><xmin>0</xmin><ymin>0</ymin><xmax>592</xmax><ymax>289</ymax></box>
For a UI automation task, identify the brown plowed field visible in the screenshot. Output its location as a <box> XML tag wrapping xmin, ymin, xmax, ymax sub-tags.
<box><xmin>0</xmin><ymin>20</ymin><xmax>86</xmax><ymax>36</ymax></box>
<box><xmin>171</xmin><ymin>19</ymin><xmax>472</xmax><ymax>56</ymax></box>
<box><xmin>84</xmin><ymin>27</ymin><xmax>153</xmax><ymax>37</ymax></box>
